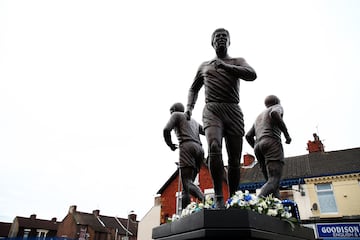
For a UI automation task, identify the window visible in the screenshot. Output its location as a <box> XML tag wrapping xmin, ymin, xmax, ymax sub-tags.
<box><xmin>316</xmin><ymin>183</ymin><xmax>337</xmax><ymax>214</ymax></box>
<box><xmin>37</xmin><ymin>230</ymin><xmax>48</xmax><ymax>240</ymax></box>
<box><xmin>23</xmin><ymin>229</ymin><xmax>30</xmax><ymax>239</ymax></box>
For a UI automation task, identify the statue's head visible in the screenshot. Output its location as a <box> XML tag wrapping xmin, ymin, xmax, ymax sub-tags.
<box><xmin>170</xmin><ymin>102</ymin><xmax>185</xmax><ymax>114</ymax></box>
<box><xmin>264</xmin><ymin>95</ymin><xmax>280</xmax><ymax>108</ymax></box>
<box><xmin>211</xmin><ymin>28</ymin><xmax>230</xmax><ymax>49</ymax></box>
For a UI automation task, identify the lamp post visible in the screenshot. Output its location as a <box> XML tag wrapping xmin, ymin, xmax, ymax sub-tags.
<box><xmin>175</xmin><ymin>162</ymin><xmax>182</xmax><ymax>215</ymax></box>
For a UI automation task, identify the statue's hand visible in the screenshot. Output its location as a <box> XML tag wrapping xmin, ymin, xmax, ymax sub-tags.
<box><xmin>185</xmin><ymin>110</ymin><xmax>192</xmax><ymax>120</ymax></box>
<box><xmin>170</xmin><ymin>144</ymin><xmax>178</xmax><ymax>151</ymax></box>
<box><xmin>210</xmin><ymin>59</ymin><xmax>226</xmax><ymax>70</ymax></box>
<box><xmin>285</xmin><ymin>136</ymin><xmax>292</xmax><ymax>144</ymax></box>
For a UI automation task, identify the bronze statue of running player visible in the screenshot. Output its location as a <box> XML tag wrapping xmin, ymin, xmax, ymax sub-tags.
<box><xmin>245</xmin><ymin>95</ymin><xmax>291</xmax><ymax>198</ymax></box>
<box><xmin>164</xmin><ymin>102</ymin><xmax>205</xmax><ymax>209</ymax></box>
<box><xmin>185</xmin><ymin>28</ymin><xmax>257</xmax><ymax>208</ymax></box>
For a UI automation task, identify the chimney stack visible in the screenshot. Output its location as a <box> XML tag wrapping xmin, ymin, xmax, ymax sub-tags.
<box><xmin>30</xmin><ymin>214</ymin><xmax>36</xmax><ymax>220</ymax></box>
<box><xmin>154</xmin><ymin>195</ymin><xmax>161</xmax><ymax>206</ymax></box>
<box><xmin>69</xmin><ymin>205</ymin><xmax>77</xmax><ymax>214</ymax></box>
<box><xmin>307</xmin><ymin>133</ymin><xmax>324</xmax><ymax>153</ymax></box>
<box><xmin>128</xmin><ymin>211</ymin><xmax>137</xmax><ymax>222</ymax></box>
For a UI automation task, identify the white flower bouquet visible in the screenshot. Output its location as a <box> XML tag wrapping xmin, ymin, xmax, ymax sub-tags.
<box><xmin>180</xmin><ymin>195</ymin><xmax>215</xmax><ymax>218</ymax></box>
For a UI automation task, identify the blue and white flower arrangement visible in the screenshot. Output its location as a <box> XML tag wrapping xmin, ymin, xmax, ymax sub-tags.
<box><xmin>174</xmin><ymin>190</ymin><xmax>298</xmax><ymax>228</ymax></box>
<box><xmin>225</xmin><ymin>190</ymin><xmax>293</xmax><ymax>219</ymax></box>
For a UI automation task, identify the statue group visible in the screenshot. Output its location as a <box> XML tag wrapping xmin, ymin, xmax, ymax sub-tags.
<box><xmin>163</xmin><ymin>28</ymin><xmax>291</xmax><ymax>210</ymax></box>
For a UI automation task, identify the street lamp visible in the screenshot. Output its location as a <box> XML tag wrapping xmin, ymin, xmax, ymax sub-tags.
<box><xmin>175</xmin><ymin>162</ymin><xmax>182</xmax><ymax>215</ymax></box>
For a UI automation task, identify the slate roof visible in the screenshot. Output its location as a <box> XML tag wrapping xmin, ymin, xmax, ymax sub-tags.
<box><xmin>0</xmin><ymin>222</ymin><xmax>11</xmax><ymax>237</ymax></box>
<box><xmin>100</xmin><ymin>215</ymin><xmax>138</xmax><ymax>236</ymax></box>
<box><xmin>72</xmin><ymin>212</ymin><xmax>108</xmax><ymax>233</ymax></box>
<box><xmin>15</xmin><ymin>217</ymin><xmax>58</xmax><ymax>230</ymax></box>
<box><xmin>240</xmin><ymin>147</ymin><xmax>360</xmax><ymax>187</ymax></box>
<box><xmin>157</xmin><ymin>147</ymin><xmax>360</xmax><ymax>193</ymax></box>
<box><xmin>71</xmin><ymin>212</ymin><xmax>137</xmax><ymax>236</ymax></box>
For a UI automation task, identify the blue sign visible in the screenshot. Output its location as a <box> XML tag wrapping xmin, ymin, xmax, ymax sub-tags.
<box><xmin>317</xmin><ymin>223</ymin><xmax>360</xmax><ymax>238</ymax></box>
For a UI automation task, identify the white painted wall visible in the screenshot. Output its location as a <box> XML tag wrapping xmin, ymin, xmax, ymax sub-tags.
<box><xmin>137</xmin><ymin>204</ymin><xmax>161</xmax><ymax>240</ymax></box>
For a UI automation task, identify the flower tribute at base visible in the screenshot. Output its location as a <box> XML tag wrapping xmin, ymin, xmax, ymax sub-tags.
<box><xmin>175</xmin><ymin>190</ymin><xmax>297</xmax><ymax>224</ymax></box>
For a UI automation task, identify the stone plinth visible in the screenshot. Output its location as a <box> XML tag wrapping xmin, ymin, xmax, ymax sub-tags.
<box><xmin>152</xmin><ymin>209</ymin><xmax>315</xmax><ymax>240</ymax></box>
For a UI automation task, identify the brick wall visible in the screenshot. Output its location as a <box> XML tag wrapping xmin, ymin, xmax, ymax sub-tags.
<box><xmin>160</xmin><ymin>163</ymin><xmax>229</xmax><ymax>223</ymax></box>
<box><xmin>56</xmin><ymin>213</ymin><xmax>78</xmax><ymax>239</ymax></box>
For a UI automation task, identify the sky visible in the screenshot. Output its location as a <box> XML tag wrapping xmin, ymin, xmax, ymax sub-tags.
<box><xmin>0</xmin><ymin>0</ymin><xmax>359</xmax><ymax>223</ymax></box>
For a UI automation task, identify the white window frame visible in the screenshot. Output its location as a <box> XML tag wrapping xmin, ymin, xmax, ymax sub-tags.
<box><xmin>23</xmin><ymin>229</ymin><xmax>31</xmax><ymax>239</ymax></box>
<box><xmin>315</xmin><ymin>183</ymin><xmax>338</xmax><ymax>214</ymax></box>
<box><xmin>37</xmin><ymin>229</ymin><xmax>48</xmax><ymax>239</ymax></box>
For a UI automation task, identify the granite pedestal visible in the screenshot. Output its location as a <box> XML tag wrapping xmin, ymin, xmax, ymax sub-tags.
<box><xmin>152</xmin><ymin>209</ymin><xmax>315</xmax><ymax>240</ymax></box>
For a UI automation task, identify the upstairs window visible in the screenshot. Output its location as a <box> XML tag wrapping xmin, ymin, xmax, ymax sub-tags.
<box><xmin>316</xmin><ymin>183</ymin><xmax>337</xmax><ymax>214</ymax></box>
<box><xmin>37</xmin><ymin>230</ymin><xmax>48</xmax><ymax>240</ymax></box>
<box><xmin>23</xmin><ymin>229</ymin><xmax>30</xmax><ymax>239</ymax></box>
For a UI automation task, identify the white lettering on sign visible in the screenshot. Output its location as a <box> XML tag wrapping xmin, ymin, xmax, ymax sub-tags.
<box><xmin>320</xmin><ymin>225</ymin><xmax>360</xmax><ymax>237</ymax></box>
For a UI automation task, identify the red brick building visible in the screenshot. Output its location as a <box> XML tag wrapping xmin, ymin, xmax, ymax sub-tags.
<box><xmin>156</xmin><ymin>155</ymin><xmax>256</xmax><ymax>224</ymax></box>
<box><xmin>57</xmin><ymin>206</ymin><xmax>138</xmax><ymax>240</ymax></box>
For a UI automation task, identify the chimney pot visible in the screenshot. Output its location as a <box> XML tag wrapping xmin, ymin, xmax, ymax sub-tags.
<box><xmin>128</xmin><ymin>211</ymin><xmax>137</xmax><ymax>222</ymax></box>
<box><xmin>307</xmin><ymin>133</ymin><xmax>324</xmax><ymax>153</ymax></box>
<box><xmin>69</xmin><ymin>205</ymin><xmax>77</xmax><ymax>214</ymax></box>
<box><xmin>93</xmin><ymin>210</ymin><xmax>100</xmax><ymax>216</ymax></box>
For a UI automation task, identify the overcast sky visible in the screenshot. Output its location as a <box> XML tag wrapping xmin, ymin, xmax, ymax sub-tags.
<box><xmin>1</xmin><ymin>0</ymin><xmax>359</xmax><ymax>222</ymax></box>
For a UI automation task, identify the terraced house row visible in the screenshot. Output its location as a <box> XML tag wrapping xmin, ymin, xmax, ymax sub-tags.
<box><xmin>0</xmin><ymin>206</ymin><xmax>138</xmax><ymax>240</ymax></box>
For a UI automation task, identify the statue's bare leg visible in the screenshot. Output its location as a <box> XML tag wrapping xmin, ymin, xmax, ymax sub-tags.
<box><xmin>225</xmin><ymin>135</ymin><xmax>242</xmax><ymax>197</ymax></box>
<box><xmin>181</xmin><ymin>167</ymin><xmax>204</xmax><ymax>209</ymax></box>
<box><xmin>259</xmin><ymin>161</ymin><xmax>283</xmax><ymax>198</ymax></box>
<box><xmin>206</xmin><ymin>126</ymin><xmax>225</xmax><ymax>209</ymax></box>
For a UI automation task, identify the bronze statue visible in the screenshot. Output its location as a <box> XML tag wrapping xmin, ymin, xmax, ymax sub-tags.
<box><xmin>185</xmin><ymin>28</ymin><xmax>257</xmax><ymax>208</ymax></box>
<box><xmin>163</xmin><ymin>102</ymin><xmax>205</xmax><ymax>209</ymax></box>
<box><xmin>245</xmin><ymin>95</ymin><xmax>291</xmax><ymax>198</ymax></box>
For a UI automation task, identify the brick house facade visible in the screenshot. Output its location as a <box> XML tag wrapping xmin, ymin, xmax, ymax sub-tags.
<box><xmin>157</xmin><ymin>161</ymin><xmax>231</xmax><ymax>224</ymax></box>
<box><xmin>57</xmin><ymin>206</ymin><xmax>138</xmax><ymax>240</ymax></box>
<box><xmin>1</xmin><ymin>207</ymin><xmax>138</xmax><ymax>240</ymax></box>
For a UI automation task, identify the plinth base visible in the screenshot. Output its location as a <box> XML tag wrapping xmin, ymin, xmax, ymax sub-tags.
<box><xmin>152</xmin><ymin>209</ymin><xmax>315</xmax><ymax>240</ymax></box>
